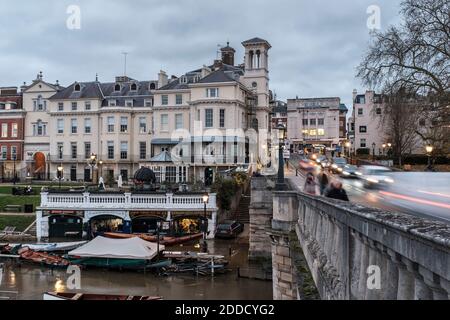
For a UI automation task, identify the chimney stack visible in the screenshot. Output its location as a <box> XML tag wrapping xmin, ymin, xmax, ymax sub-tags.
<box><xmin>220</xmin><ymin>42</ymin><xmax>236</xmax><ymax>66</ymax></box>
<box><xmin>158</xmin><ymin>70</ymin><xmax>168</xmax><ymax>88</ymax></box>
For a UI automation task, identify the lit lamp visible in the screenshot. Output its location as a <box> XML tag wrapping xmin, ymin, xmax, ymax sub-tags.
<box><xmin>57</xmin><ymin>164</ymin><xmax>63</xmax><ymax>189</ymax></box>
<box><xmin>345</xmin><ymin>142</ymin><xmax>351</xmax><ymax>158</ymax></box>
<box><xmin>98</xmin><ymin>160</ymin><xmax>103</xmax><ymax>178</ymax></box>
<box><xmin>276</xmin><ymin>121</ymin><xmax>287</xmax><ymax>190</ymax></box>
<box><xmin>88</xmin><ymin>153</ymin><xmax>97</xmax><ymax>183</ymax></box>
<box><xmin>201</xmin><ymin>193</ymin><xmax>209</xmax><ymax>253</ymax></box>
<box><xmin>372</xmin><ymin>142</ymin><xmax>376</xmax><ymax>161</ymax></box>
<box><xmin>426</xmin><ymin>145</ymin><xmax>433</xmax><ymax>170</ymax></box>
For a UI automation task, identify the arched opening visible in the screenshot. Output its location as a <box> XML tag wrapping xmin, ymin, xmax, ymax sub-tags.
<box><xmin>48</xmin><ymin>215</ymin><xmax>83</xmax><ymax>240</ymax></box>
<box><xmin>204</xmin><ymin>167</ymin><xmax>213</xmax><ymax>186</ymax></box>
<box><xmin>114</xmin><ymin>84</ymin><xmax>121</xmax><ymax>92</ymax></box>
<box><xmin>173</xmin><ymin>215</ymin><xmax>207</xmax><ymax>236</ymax></box>
<box><xmin>256</xmin><ymin>50</ymin><xmax>261</xmax><ymax>68</ymax></box>
<box><xmin>131</xmin><ymin>216</ymin><xmax>165</xmax><ymax>234</ymax></box>
<box><xmin>33</xmin><ymin>152</ymin><xmax>46</xmax><ymax>180</ymax></box>
<box><xmin>150</xmin><ymin>83</ymin><xmax>156</xmax><ymax>90</ymax></box>
<box><xmin>248</xmin><ymin>50</ymin><xmax>254</xmax><ymax>69</ymax></box>
<box><xmin>89</xmin><ymin>215</ymin><xmax>125</xmax><ymax>239</ymax></box>
<box><xmin>130</xmin><ymin>83</ymin><xmax>137</xmax><ymax>91</ymax></box>
<box><xmin>74</xmin><ymin>83</ymin><xmax>81</xmax><ymax>92</ymax></box>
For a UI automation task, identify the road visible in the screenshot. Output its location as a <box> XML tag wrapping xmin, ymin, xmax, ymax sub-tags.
<box><xmin>287</xmin><ymin>156</ymin><xmax>450</xmax><ymax>224</ymax></box>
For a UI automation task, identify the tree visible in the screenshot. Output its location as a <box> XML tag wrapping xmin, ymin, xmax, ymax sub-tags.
<box><xmin>357</xmin><ymin>0</ymin><xmax>450</xmax><ymax>154</ymax></box>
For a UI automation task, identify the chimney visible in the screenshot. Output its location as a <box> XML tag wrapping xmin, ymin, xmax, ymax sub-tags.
<box><xmin>21</xmin><ymin>82</ymin><xmax>27</xmax><ymax>92</ymax></box>
<box><xmin>221</xmin><ymin>42</ymin><xmax>236</xmax><ymax>66</ymax></box>
<box><xmin>158</xmin><ymin>70</ymin><xmax>168</xmax><ymax>88</ymax></box>
<box><xmin>352</xmin><ymin>89</ymin><xmax>358</xmax><ymax>104</ymax></box>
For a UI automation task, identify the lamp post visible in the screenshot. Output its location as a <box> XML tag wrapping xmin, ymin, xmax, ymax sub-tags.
<box><xmin>372</xmin><ymin>143</ymin><xmax>376</xmax><ymax>162</ymax></box>
<box><xmin>89</xmin><ymin>153</ymin><xmax>97</xmax><ymax>183</ymax></box>
<box><xmin>276</xmin><ymin>121</ymin><xmax>287</xmax><ymax>191</ymax></box>
<box><xmin>426</xmin><ymin>145</ymin><xmax>433</xmax><ymax>170</ymax></box>
<box><xmin>345</xmin><ymin>142</ymin><xmax>351</xmax><ymax>159</ymax></box>
<box><xmin>98</xmin><ymin>160</ymin><xmax>103</xmax><ymax>179</ymax></box>
<box><xmin>202</xmin><ymin>193</ymin><xmax>209</xmax><ymax>253</ymax></box>
<box><xmin>57</xmin><ymin>164</ymin><xmax>63</xmax><ymax>189</ymax></box>
<box><xmin>387</xmin><ymin>143</ymin><xmax>392</xmax><ymax>164</ymax></box>
<box><xmin>382</xmin><ymin>144</ymin><xmax>386</xmax><ymax>157</ymax></box>
<box><xmin>12</xmin><ymin>154</ymin><xmax>17</xmax><ymax>185</ymax></box>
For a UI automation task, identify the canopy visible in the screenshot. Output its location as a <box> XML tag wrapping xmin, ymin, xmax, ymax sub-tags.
<box><xmin>68</xmin><ymin>236</ymin><xmax>164</xmax><ymax>260</ymax></box>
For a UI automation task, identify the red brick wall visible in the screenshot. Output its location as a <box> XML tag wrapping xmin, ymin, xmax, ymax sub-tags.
<box><xmin>0</xmin><ymin>117</ymin><xmax>25</xmax><ymax>160</ymax></box>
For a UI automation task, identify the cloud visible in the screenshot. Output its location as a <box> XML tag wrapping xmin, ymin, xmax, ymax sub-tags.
<box><xmin>0</xmin><ymin>0</ymin><xmax>402</xmax><ymax>108</ymax></box>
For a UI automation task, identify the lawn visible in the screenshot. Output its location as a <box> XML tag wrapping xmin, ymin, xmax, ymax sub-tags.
<box><xmin>0</xmin><ymin>215</ymin><xmax>35</xmax><ymax>232</ymax></box>
<box><xmin>0</xmin><ymin>195</ymin><xmax>41</xmax><ymax>212</ymax></box>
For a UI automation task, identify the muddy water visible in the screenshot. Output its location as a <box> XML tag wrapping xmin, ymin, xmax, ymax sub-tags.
<box><xmin>0</xmin><ymin>239</ymin><xmax>272</xmax><ymax>300</ymax></box>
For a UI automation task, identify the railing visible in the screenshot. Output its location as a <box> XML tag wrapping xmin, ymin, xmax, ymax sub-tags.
<box><xmin>40</xmin><ymin>191</ymin><xmax>217</xmax><ymax>211</ymax></box>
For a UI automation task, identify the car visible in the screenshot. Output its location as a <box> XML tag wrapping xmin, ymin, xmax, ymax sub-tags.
<box><xmin>340</xmin><ymin>164</ymin><xmax>360</xmax><ymax>178</ymax></box>
<box><xmin>359</xmin><ymin>165</ymin><xmax>395</xmax><ymax>189</ymax></box>
<box><xmin>299</xmin><ymin>157</ymin><xmax>317</xmax><ymax>172</ymax></box>
<box><xmin>215</xmin><ymin>220</ymin><xmax>244</xmax><ymax>239</ymax></box>
<box><xmin>330</xmin><ymin>157</ymin><xmax>347</xmax><ymax>174</ymax></box>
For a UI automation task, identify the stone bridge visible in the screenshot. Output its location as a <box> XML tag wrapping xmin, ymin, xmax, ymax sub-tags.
<box><xmin>248</xmin><ymin>176</ymin><xmax>450</xmax><ymax>300</ymax></box>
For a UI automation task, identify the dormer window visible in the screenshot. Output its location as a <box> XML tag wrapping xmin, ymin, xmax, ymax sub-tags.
<box><xmin>114</xmin><ymin>84</ymin><xmax>121</xmax><ymax>92</ymax></box>
<box><xmin>74</xmin><ymin>83</ymin><xmax>81</xmax><ymax>92</ymax></box>
<box><xmin>109</xmin><ymin>99</ymin><xmax>117</xmax><ymax>107</ymax></box>
<box><xmin>179</xmin><ymin>76</ymin><xmax>188</xmax><ymax>84</ymax></box>
<box><xmin>149</xmin><ymin>83</ymin><xmax>156</xmax><ymax>90</ymax></box>
<box><xmin>130</xmin><ymin>83</ymin><xmax>137</xmax><ymax>91</ymax></box>
<box><xmin>125</xmin><ymin>100</ymin><xmax>134</xmax><ymax>107</ymax></box>
<box><xmin>193</xmin><ymin>75</ymin><xmax>201</xmax><ymax>83</ymax></box>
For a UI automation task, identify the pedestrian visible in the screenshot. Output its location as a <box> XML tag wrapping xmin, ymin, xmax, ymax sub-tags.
<box><xmin>303</xmin><ymin>172</ymin><xmax>317</xmax><ymax>195</ymax></box>
<box><xmin>318</xmin><ymin>170</ymin><xmax>329</xmax><ymax>195</ymax></box>
<box><xmin>324</xmin><ymin>181</ymin><xmax>349</xmax><ymax>201</ymax></box>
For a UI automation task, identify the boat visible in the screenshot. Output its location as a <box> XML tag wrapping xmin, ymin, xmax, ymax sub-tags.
<box><xmin>43</xmin><ymin>292</ymin><xmax>162</xmax><ymax>300</ymax></box>
<box><xmin>18</xmin><ymin>247</ymin><xmax>70</xmax><ymax>268</ymax></box>
<box><xmin>7</xmin><ymin>241</ymin><xmax>87</xmax><ymax>253</ymax></box>
<box><xmin>67</xmin><ymin>236</ymin><xmax>165</xmax><ymax>270</ymax></box>
<box><xmin>102</xmin><ymin>232</ymin><xmax>203</xmax><ymax>246</ymax></box>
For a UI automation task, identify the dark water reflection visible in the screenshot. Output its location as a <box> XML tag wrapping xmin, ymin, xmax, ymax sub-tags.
<box><xmin>0</xmin><ymin>239</ymin><xmax>273</xmax><ymax>300</ymax></box>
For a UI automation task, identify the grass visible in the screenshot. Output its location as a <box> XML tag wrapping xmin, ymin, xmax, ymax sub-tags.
<box><xmin>0</xmin><ymin>215</ymin><xmax>35</xmax><ymax>232</ymax></box>
<box><xmin>0</xmin><ymin>195</ymin><xmax>41</xmax><ymax>212</ymax></box>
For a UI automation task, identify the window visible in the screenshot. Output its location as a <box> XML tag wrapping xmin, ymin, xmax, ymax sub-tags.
<box><xmin>84</xmin><ymin>142</ymin><xmax>91</xmax><ymax>159</ymax></box>
<box><xmin>309</xmin><ymin>129</ymin><xmax>317</xmax><ymax>136</ymax></box>
<box><xmin>139</xmin><ymin>117</ymin><xmax>147</xmax><ymax>133</ymax></box>
<box><xmin>35</xmin><ymin>95</ymin><xmax>46</xmax><ymax>111</ymax></box>
<box><xmin>310</xmin><ymin>119</ymin><xmax>316</xmax><ymax>126</ymax></box>
<box><xmin>160</xmin><ymin>114</ymin><xmax>168</xmax><ymax>131</ymax></box>
<box><xmin>359</xmin><ymin>126</ymin><xmax>367</xmax><ymax>133</ymax></box>
<box><xmin>33</xmin><ymin>120</ymin><xmax>46</xmax><ymax>136</ymax></box>
<box><xmin>120</xmin><ymin>169</ymin><xmax>128</xmax><ymax>181</ymax></box>
<box><xmin>58</xmin><ymin>102</ymin><xmax>64</xmax><ymax>111</ymax></box>
<box><xmin>176</xmin><ymin>94</ymin><xmax>183</xmax><ymax>105</ymax></box>
<box><xmin>150</xmin><ymin>83</ymin><xmax>156</xmax><ymax>90</ymax></box>
<box><xmin>219</xmin><ymin>109</ymin><xmax>225</xmax><ymax>128</ymax></box>
<box><xmin>165</xmin><ymin>167</ymin><xmax>176</xmax><ymax>183</ymax></box>
<box><xmin>71</xmin><ymin>119</ymin><xmax>77</xmax><ymax>134</ymax></box>
<box><xmin>318</xmin><ymin>129</ymin><xmax>325</xmax><ymax>136</ymax></box>
<box><xmin>107</xmin><ymin>141</ymin><xmax>114</xmax><ymax>159</ymax></box>
<box><xmin>125</xmin><ymin>100</ymin><xmax>133</xmax><ymax>107</ymax></box>
<box><xmin>318</xmin><ymin>118</ymin><xmax>324</xmax><ymax>125</ymax></box>
<box><xmin>175</xmin><ymin>114</ymin><xmax>183</xmax><ymax>130</ymax></box>
<box><xmin>358</xmin><ymin>108</ymin><xmax>363</xmax><ymax>115</ymax></box>
<box><xmin>197</xmin><ymin>110</ymin><xmax>200</xmax><ymax>121</ymax></box>
<box><xmin>302</xmin><ymin>119</ymin><xmax>308</xmax><ymax>126</ymax></box>
<box><xmin>71</xmin><ymin>142</ymin><xmax>77</xmax><ymax>159</ymax></box>
<box><xmin>74</xmin><ymin>83</ymin><xmax>81</xmax><ymax>91</ymax></box>
<box><xmin>206</xmin><ymin>88</ymin><xmax>219</xmax><ymax>98</ymax></box>
<box><xmin>11</xmin><ymin>146</ymin><xmax>17</xmax><ymax>160</ymax></box>
<box><xmin>205</xmin><ymin>109</ymin><xmax>213</xmax><ymax>128</ymax></box>
<box><xmin>1</xmin><ymin>146</ymin><xmax>6</xmax><ymax>159</ymax></box>
<box><xmin>85</xmin><ymin>102</ymin><xmax>91</xmax><ymax>111</ymax></box>
<box><xmin>109</xmin><ymin>100</ymin><xmax>117</xmax><ymax>107</ymax></box>
<box><xmin>57</xmin><ymin>143</ymin><xmax>63</xmax><ymax>159</ymax></box>
<box><xmin>302</xmin><ymin>129</ymin><xmax>309</xmax><ymax>136</ymax></box>
<box><xmin>84</xmin><ymin>118</ymin><xmax>91</xmax><ymax>134</ymax></box>
<box><xmin>114</xmin><ymin>84</ymin><xmax>121</xmax><ymax>92</ymax></box>
<box><xmin>130</xmin><ymin>83</ymin><xmax>137</xmax><ymax>91</ymax></box>
<box><xmin>11</xmin><ymin>123</ymin><xmax>18</xmax><ymax>137</ymax></box>
<box><xmin>356</xmin><ymin>96</ymin><xmax>366</xmax><ymax>104</ymax></box>
<box><xmin>107</xmin><ymin>116</ymin><xmax>114</xmax><ymax>132</ymax></box>
<box><xmin>120</xmin><ymin>142</ymin><xmax>128</xmax><ymax>159</ymax></box>
<box><xmin>1</xmin><ymin>123</ymin><xmax>8</xmax><ymax>137</ymax></box>
<box><xmin>376</xmin><ymin>108</ymin><xmax>381</xmax><ymax>115</ymax></box>
<box><xmin>71</xmin><ymin>102</ymin><xmax>77</xmax><ymax>111</ymax></box>
<box><xmin>120</xmin><ymin>117</ymin><xmax>128</xmax><ymax>133</ymax></box>
<box><xmin>161</xmin><ymin>95</ymin><xmax>168</xmax><ymax>105</ymax></box>
<box><xmin>57</xmin><ymin>119</ymin><xmax>64</xmax><ymax>134</ymax></box>
<box><xmin>144</xmin><ymin>99</ymin><xmax>153</xmax><ymax>107</ymax></box>
<box><xmin>360</xmin><ymin>139</ymin><xmax>367</xmax><ymax>148</ymax></box>
<box><xmin>139</xmin><ymin>142</ymin><xmax>146</xmax><ymax>160</ymax></box>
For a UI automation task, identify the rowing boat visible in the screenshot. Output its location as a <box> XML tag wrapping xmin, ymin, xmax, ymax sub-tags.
<box><xmin>43</xmin><ymin>292</ymin><xmax>162</xmax><ymax>300</ymax></box>
<box><xmin>102</xmin><ymin>232</ymin><xmax>203</xmax><ymax>246</ymax></box>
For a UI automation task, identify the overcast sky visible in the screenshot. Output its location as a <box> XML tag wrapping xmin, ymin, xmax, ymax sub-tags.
<box><xmin>0</xmin><ymin>0</ymin><xmax>402</xmax><ymax>108</ymax></box>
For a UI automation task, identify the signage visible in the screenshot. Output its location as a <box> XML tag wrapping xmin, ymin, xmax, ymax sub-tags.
<box><xmin>43</xmin><ymin>210</ymin><xmax>84</xmax><ymax>218</ymax></box>
<box><xmin>283</xmin><ymin>150</ymin><xmax>291</xmax><ymax>159</ymax></box>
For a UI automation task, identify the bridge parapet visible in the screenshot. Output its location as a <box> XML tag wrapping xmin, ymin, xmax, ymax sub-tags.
<box><xmin>271</xmin><ymin>179</ymin><xmax>450</xmax><ymax>300</ymax></box>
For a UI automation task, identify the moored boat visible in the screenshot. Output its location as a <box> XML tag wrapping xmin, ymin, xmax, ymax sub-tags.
<box><xmin>102</xmin><ymin>232</ymin><xmax>203</xmax><ymax>246</ymax></box>
<box><xmin>18</xmin><ymin>247</ymin><xmax>70</xmax><ymax>268</ymax></box>
<box><xmin>43</xmin><ymin>291</ymin><xmax>162</xmax><ymax>300</ymax></box>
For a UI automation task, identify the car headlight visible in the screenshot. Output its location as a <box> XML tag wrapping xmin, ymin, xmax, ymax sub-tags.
<box><xmin>343</xmin><ymin>171</ymin><xmax>350</xmax><ymax>176</ymax></box>
<box><xmin>385</xmin><ymin>178</ymin><xmax>395</xmax><ymax>183</ymax></box>
<box><xmin>355</xmin><ymin>171</ymin><xmax>362</xmax><ymax>176</ymax></box>
<box><xmin>332</xmin><ymin>164</ymin><xmax>338</xmax><ymax>169</ymax></box>
<box><xmin>367</xmin><ymin>178</ymin><xmax>379</xmax><ymax>184</ymax></box>
<box><xmin>337</xmin><ymin>168</ymin><xmax>343</xmax><ymax>172</ymax></box>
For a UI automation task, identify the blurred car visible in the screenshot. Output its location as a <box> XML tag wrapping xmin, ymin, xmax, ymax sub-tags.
<box><xmin>215</xmin><ymin>220</ymin><xmax>244</xmax><ymax>239</ymax></box>
<box><xmin>359</xmin><ymin>165</ymin><xmax>395</xmax><ymax>189</ymax></box>
<box><xmin>340</xmin><ymin>164</ymin><xmax>360</xmax><ymax>178</ymax></box>
<box><xmin>299</xmin><ymin>157</ymin><xmax>317</xmax><ymax>172</ymax></box>
<box><xmin>320</xmin><ymin>159</ymin><xmax>331</xmax><ymax>169</ymax></box>
<box><xmin>330</xmin><ymin>157</ymin><xmax>347</xmax><ymax>174</ymax></box>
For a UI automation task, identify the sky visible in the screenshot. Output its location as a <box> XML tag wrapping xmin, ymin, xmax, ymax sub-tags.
<box><xmin>0</xmin><ymin>0</ymin><xmax>402</xmax><ymax>109</ymax></box>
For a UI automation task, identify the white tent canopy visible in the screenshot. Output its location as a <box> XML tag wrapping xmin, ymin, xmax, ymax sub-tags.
<box><xmin>68</xmin><ymin>236</ymin><xmax>165</xmax><ymax>260</ymax></box>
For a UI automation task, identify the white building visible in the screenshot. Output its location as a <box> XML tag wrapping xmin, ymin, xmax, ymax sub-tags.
<box><xmin>286</xmin><ymin>97</ymin><xmax>347</xmax><ymax>151</ymax></box>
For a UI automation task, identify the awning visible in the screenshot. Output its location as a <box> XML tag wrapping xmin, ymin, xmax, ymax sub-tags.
<box><xmin>151</xmin><ymin>138</ymin><xmax>181</xmax><ymax>145</ymax></box>
<box><xmin>68</xmin><ymin>236</ymin><xmax>165</xmax><ymax>260</ymax></box>
<box><xmin>149</xmin><ymin>150</ymin><xmax>173</xmax><ymax>163</ymax></box>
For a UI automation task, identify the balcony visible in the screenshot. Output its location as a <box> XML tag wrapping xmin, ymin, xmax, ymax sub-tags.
<box><xmin>39</xmin><ymin>191</ymin><xmax>217</xmax><ymax>212</ymax></box>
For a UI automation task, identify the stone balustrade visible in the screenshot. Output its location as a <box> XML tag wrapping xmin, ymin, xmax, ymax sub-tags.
<box><xmin>270</xmin><ymin>179</ymin><xmax>450</xmax><ymax>300</ymax></box>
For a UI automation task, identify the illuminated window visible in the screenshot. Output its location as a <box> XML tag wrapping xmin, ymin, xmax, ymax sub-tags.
<box><xmin>318</xmin><ymin>129</ymin><xmax>325</xmax><ymax>136</ymax></box>
<box><xmin>309</xmin><ymin>129</ymin><xmax>317</xmax><ymax>136</ymax></box>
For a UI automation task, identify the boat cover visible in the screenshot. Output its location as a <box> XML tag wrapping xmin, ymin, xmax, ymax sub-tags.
<box><xmin>68</xmin><ymin>236</ymin><xmax>165</xmax><ymax>260</ymax></box>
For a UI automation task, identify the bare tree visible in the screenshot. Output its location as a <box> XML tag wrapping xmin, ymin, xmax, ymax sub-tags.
<box><xmin>357</xmin><ymin>0</ymin><xmax>450</xmax><ymax>154</ymax></box>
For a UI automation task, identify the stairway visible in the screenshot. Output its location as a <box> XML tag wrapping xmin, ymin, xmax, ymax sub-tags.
<box><xmin>23</xmin><ymin>220</ymin><xmax>37</xmax><ymax>236</ymax></box>
<box><xmin>235</xmin><ymin>189</ymin><xmax>251</xmax><ymax>224</ymax></box>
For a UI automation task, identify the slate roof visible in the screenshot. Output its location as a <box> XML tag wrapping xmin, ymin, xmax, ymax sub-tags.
<box><xmin>196</xmin><ymin>70</ymin><xmax>238</xmax><ymax>84</ymax></box>
<box><xmin>339</xmin><ymin>103</ymin><xmax>348</xmax><ymax>112</ymax></box>
<box><xmin>242</xmin><ymin>37</ymin><xmax>271</xmax><ymax>47</ymax></box>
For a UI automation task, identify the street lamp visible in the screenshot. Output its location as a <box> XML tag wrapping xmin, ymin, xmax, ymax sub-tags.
<box><xmin>57</xmin><ymin>164</ymin><xmax>63</xmax><ymax>189</ymax></box>
<box><xmin>382</xmin><ymin>143</ymin><xmax>386</xmax><ymax>157</ymax></box>
<box><xmin>345</xmin><ymin>142</ymin><xmax>351</xmax><ymax>158</ymax></box>
<box><xmin>88</xmin><ymin>153</ymin><xmax>97</xmax><ymax>183</ymax></box>
<box><xmin>98</xmin><ymin>160</ymin><xmax>103</xmax><ymax>179</ymax></box>
<box><xmin>426</xmin><ymin>145</ymin><xmax>433</xmax><ymax>170</ymax></box>
<box><xmin>276</xmin><ymin>121</ymin><xmax>287</xmax><ymax>190</ymax></box>
<box><xmin>372</xmin><ymin>143</ymin><xmax>376</xmax><ymax>162</ymax></box>
<box><xmin>202</xmin><ymin>193</ymin><xmax>209</xmax><ymax>253</ymax></box>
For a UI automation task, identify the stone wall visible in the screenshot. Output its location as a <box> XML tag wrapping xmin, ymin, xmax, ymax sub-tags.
<box><xmin>248</xmin><ymin>176</ymin><xmax>276</xmax><ymax>260</ymax></box>
<box><xmin>271</xmin><ymin>178</ymin><xmax>450</xmax><ymax>300</ymax></box>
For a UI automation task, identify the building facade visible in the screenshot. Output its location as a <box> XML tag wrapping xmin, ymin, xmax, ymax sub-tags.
<box><xmin>270</xmin><ymin>100</ymin><xmax>287</xmax><ymax>130</ymax></box>
<box><xmin>0</xmin><ymin>87</ymin><xmax>25</xmax><ymax>181</ymax></box>
<box><xmin>286</xmin><ymin>97</ymin><xmax>347</xmax><ymax>151</ymax></box>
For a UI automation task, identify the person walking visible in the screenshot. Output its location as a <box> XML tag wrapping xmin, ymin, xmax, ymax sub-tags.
<box><xmin>324</xmin><ymin>181</ymin><xmax>349</xmax><ymax>201</ymax></box>
<box><xmin>303</xmin><ymin>172</ymin><xmax>317</xmax><ymax>195</ymax></box>
<box><xmin>318</xmin><ymin>170</ymin><xmax>329</xmax><ymax>195</ymax></box>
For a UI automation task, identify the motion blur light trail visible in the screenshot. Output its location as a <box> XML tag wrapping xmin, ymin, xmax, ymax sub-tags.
<box><xmin>380</xmin><ymin>191</ymin><xmax>450</xmax><ymax>210</ymax></box>
<box><xmin>418</xmin><ymin>190</ymin><xmax>450</xmax><ymax>199</ymax></box>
